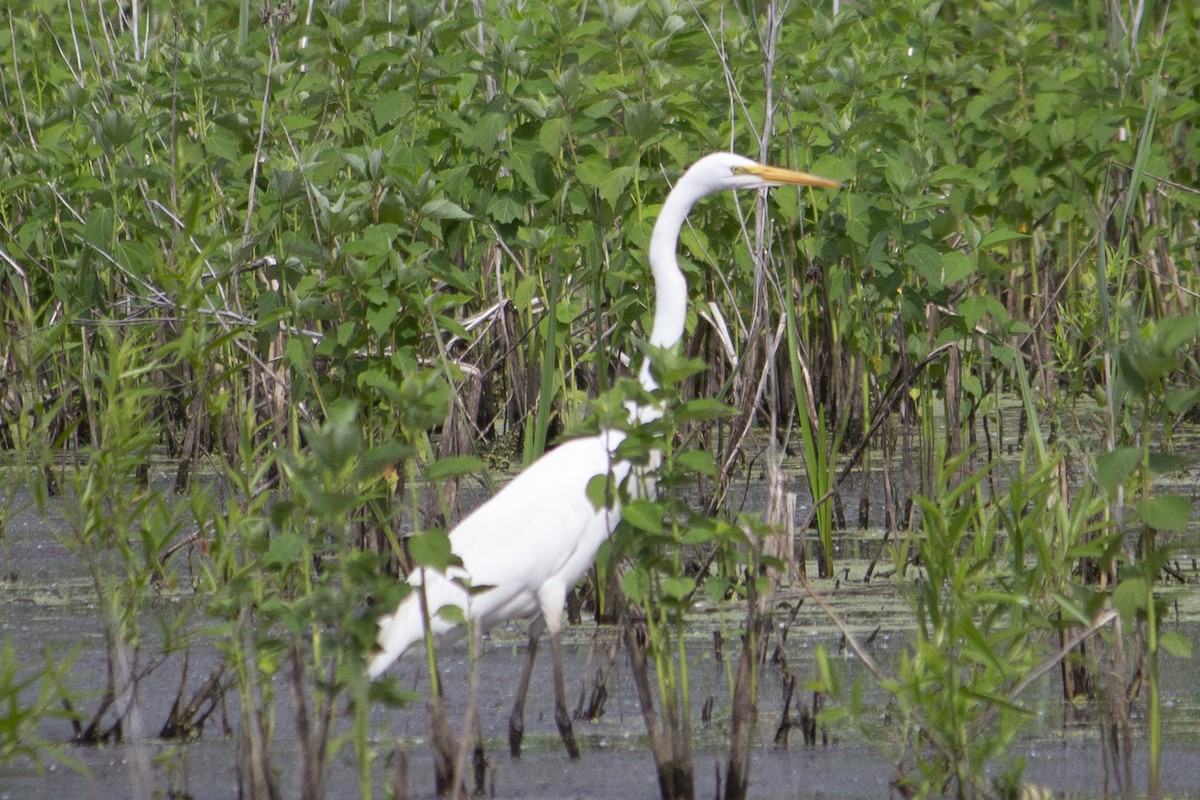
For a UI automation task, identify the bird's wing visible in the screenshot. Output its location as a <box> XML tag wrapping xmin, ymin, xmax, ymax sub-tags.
<box><xmin>368</xmin><ymin>431</ymin><xmax>626</xmax><ymax>677</ymax></box>
<box><xmin>448</xmin><ymin>433</ymin><xmax>626</xmax><ymax>611</ymax></box>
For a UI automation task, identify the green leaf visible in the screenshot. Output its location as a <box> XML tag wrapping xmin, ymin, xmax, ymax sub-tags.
<box><xmin>598</xmin><ymin>165</ymin><xmax>635</xmax><ymax>208</ymax></box>
<box><xmin>674</xmin><ymin>397</ymin><xmax>737</xmax><ymax>422</ymax></box>
<box><xmin>1164</xmin><ymin>385</ymin><xmax>1200</xmax><ymax>416</ymax></box>
<box><xmin>661</xmin><ymin>576</ymin><xmax>695</xmax><ymax>601</ymax></box>
<box><xmin>703</xmin><ymin>576</ymin><xmax>730</xmax><ymax>604</ymax></box>
<box><xmin>1111</xmin><ymin>577</ymin><xmax>1148</xmax><ymax>625</ymax></box>
<box><xmin>575</xmin><ymin>155</ymin><xmax>610</xmax><ymax>191</ymax></box>
<box><xmin>1095</xmin><ymin>447</ymin><xmax>1140</xmax><ymax>495</ymax></box>
<box><xmin>940</xmin><ymin>250</ymin><xmax>976</xmax><ymax>283</ymax></box>
<box><xmin>421</xmin><ymin>198</ymin><xmax>473</xmax><ymax>220</ymax></box>
<box><xmin>408</xmin><ymin>530</ymin><xmax>455</xmax><ymax>571</ymax></box>
<box><xmin>373</xmin><ymin>90</ymin><xmax>412</xmax><ymax>129</ymax></box>
<box><xmin>434</xmin><ymin>603</ymin><xmax>466</xmax><ymax>626</ymax></box>
<box><xmin>467</xmin><ymin>112</ymin><xmax>508</xmax><ymax>154</ymax></box>
<box><xmin>680</xmin><ymin>517</ymin><xmax>718</xmax><ymax>544</ymax></box>
<box><xmin>676</xmin><ymin>450</ymin><xmax>716</xmax><ymax>476</ymax></box>
<box><xmin>905</xmin><ymin>243</ymin><xmax>944</xmax><ymax>286</ymax></box>
<box><xmin>309</xmin><ymin>490</ymin><xmax>360</xmax><ymax>519</ymax></box>
<box><xmin>958</xmin><ymin>295</ymin><xmax>1007</xmax><ymax>329</ymax></box>
<box><xmin>931</xmin><ymin>163</ymin><xmax>985</xmax><ymax>188</ymax></box>
<box><xmin>586</xmin><ymin>473</ymin><xmax>616</xmax><ymax>511</ymax></box>
<box><xmin>365</xmin><ymin>298</ymin><xmax>401</xmax><ymax>336</ymax></box>
<box><xmin>1147</xmin><ymin>452</ymin><xmax>1189</xmax><ymax>474</ymax></box>
<box><xmin>264</xmin><ymin>532</ymin><xmax>306</xmax><ymax>568</ymax></box>
<box><xmin>284</xmin><ymin>336</ymin><xmax>313</xmax><ymax>372</ymax></box>
<box><xmin>358</xmin><ymin>368</ymin><xmax>403</xmax><ymax>403</ymax></box>
<box><xmin>622</xmin><ymin>499</ymin><xmax>663</xmax><ymax>534</ymax></box>
<box><xmin>424</xmin><ymin>456</ymin><xmax>486</xmax><ymax>480</ymax></box>
<box><xmin>1159</xmin><ymin>631</ymin><xmax>1193</xmax><ymax>658</ymax></box>
<box><xmin>979</xmin><ymin>228</ymin><xmax>1027</xmax><ymax>249</ymax></box>
<box><xmin>1136</xmin><ymin>495</ymin><xmax>1191</xmax><ymax>531</ymax></box>
<box><xmin>84</xmin><ymin>206</ymin><xmax>114</xmax><ymax>250</ymax></box>
<box><xmin>538</xmin><ymin>117</ymin><xmax>567</xmax><ymax>154</ymax></box>
<box><xmin>486</xmin><ymin>192</ymin><xmax>524</xmax><ymax>224</ymax></box>
<box><xmin>1010</xmin><ymin>165</ymin><xmax>1040</xmax><ymax>198</ymax></box>
<box><xmin>621</xmin><ymin>567</ymin><xmax>651</xmax><ymax>603</ymax></box>
<box><xmin>1154</xmin><ymin>313</ymin><xmax>1200</xmax><ymax>353</ymax></box>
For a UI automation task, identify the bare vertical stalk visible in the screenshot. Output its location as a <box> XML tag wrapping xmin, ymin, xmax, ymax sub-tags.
<box><xmin>622</xmin><ymin>610</ymin><xmax>692</xmax><ymax>800</ymax></box>
<box><xmin>449</xmin><ymin>626</ymin><xmax>484</xmax><ymax>798</ymax></box>
<box><xmin>236</xmin><ymin>606</ymin><xmax>279</xmax><ymax>800</ymax></box>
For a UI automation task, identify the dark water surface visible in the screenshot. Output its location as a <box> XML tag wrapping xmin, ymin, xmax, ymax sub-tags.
<box><xmin>3</xmin><ymin>448</ymin><xmax>1200</xmax><ymax>798</ymax></box>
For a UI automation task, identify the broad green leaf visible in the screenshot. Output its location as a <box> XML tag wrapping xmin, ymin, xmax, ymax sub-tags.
<box><xmin>264</xmin><ymin>532</ymin><xmax>306</xmax><ymax>568</ymax></box>
<box><xmin>84</xmin><ymin>206</ymin><xmax>114</xmax><ymax>250</ymax></box>
<box><xmin>358</xmin><ymin>368</ymin><xmax>403</xmax><ymax>403</ymax></box>
<box><xmin>661</xmin><ymin>576</ymin><xmax>695</xmax><ymax>601</ymax></box>
<box><xmin>1111</xmin><ymin>577</ymin><xmax>1148</xmax><ymax>625</ymax></box>
<box><xmin>1136</xmin><ymin>495</ymin><xmax>1192</xmax><ymax>531</ymax></box>
<box><xmin>309</xmin><ymin>490</ymin><xmax>360</xmax><ymax>518</ymax></box>
<box><xmin>905</xmin><ymin>243</ymin><xmax>943</xmax><ymax>286</ymax></box>
<box><xmin>1159</xmin><ymin>632</ymin><xmax>1193</xmax><ymax>659</ymax></box>
<box><xmin>704</xmin><ymin>576</ymin><xmax>730</xmax><ymax>604</ymax></box>
<box><xmin>424</xmin><ymin>456</ymin><xmax>486</xmax><ymax>480</ymax></box>
<box><xmin>1010</xmin><ymin>165</ymin><xmax>1039</xmax><ymax>198</ymax></box>
<box><xmin>434</xmin><ymin>604</ymin><xmax>466</xmax><ymax>626</ymax></box>
<box><xmin>1095</xmin><ymin>447</ymin><xmax>1140</xmax><ymax>495</ymax></box>
<box><xmin>365</xmin><ymin>298</ymin><xmax>401</xmax><ymax>336</ymax></box>
<box><xmin>1147</xmin><ymin>452</ymin><xmax>1189</xmax><ymax>474</ymax></box>
<box><xmin>467</xmin><ymin>112</ymin><xmax>508</xmax><ymax>154</ymax></box>
<box><xmin>621</xmin><ymin>567</ymin><xmax>651</xmax><ymax>603</ymax></box>
<box><xmin>680</xmin><ymin>522</ymin><xmax>717</xmax><ymax>544</ymax></box>
<box><xmin>931</xmin><ymin>163</ymin><xmax>984</xmax><ymax>188</ymax></box>
<box><xmin>355</xmin><ymin>442</ymin><xmax>412</xmax><ymax>482</ymax></box>
<box><xmin>575</xmin><ymin>155</ymin><xmax>610</xmax><ymax>190</ymax></box>
<box><xmin>622</xmin><ymin>499</ymin><xmax>663</xmax><ymax>534</ymax></box>
<box><xmin>539</xmin><ymin>117</ymin><xmax>567</xmax><ymax>154</ymax></box>
<box><xmin>979</xmin><ymin>228</ymin><xmax>1028</xmax><ymax>249</ymax></box>
<box><xmin>586</xmin><ymin>473</ymin><xmax>616</xmax><ymax>511</ymax></box>
<box><xmin>284</xmin><ymin>336</ymin><xmax>313</xmax><ymax>371</ymax></box>
<box><xmin>598</xmin><ymin>165</ymin><xmax>635</xmax><ymax>209</ymax></box>
<box><xmin>421</xmin><ymin>198</ymin><xmax>473</xmax><ymax>220</ymax></box>
<box><xmin>408</xmin><ymin>530</ymin><xmax>455</xmax><ymax>571</ymax></box>
<box><xmin>487</xmin><ymin>192</ymin><xmax>524</xmax><ymax>224</ymax></box>
<box><xmin>1155</xmin><ymin>314</ymin><xmax>1200</xmax><ymax>353</ymax></box>
<box><xmin>940</xmin><ymin>250</ymin><xmax>976</xmax><ymax>283</ymax></box>
<box><xmin>676</xmin><ymin>450</ymin><xmax>716</xmax><ymax>476</ymax></box>
<box><xmin>1164</xmin><ymin>385</ymin><xmax>1200</xmax><ymax>416</ymax></box>
<box><xmin>959</xmin><ymin>295</ymin><xmax>1007</xmax><ymax>329</ymax></box>
<box><xmin>674</xmin><ymin>397</ymin><xmax>738</xmax><ymax>422</ymax></box>
<box><xmin>373</xmin><ymin>90</ymin><xmax>411</xmax><ymax>129</ymax></box>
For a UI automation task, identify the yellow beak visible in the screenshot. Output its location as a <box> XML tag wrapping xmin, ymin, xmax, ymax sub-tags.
<box><xmin>739</xmin><ymin>163</ymin><xmax>841</xmax><ymax>189</ymax></box>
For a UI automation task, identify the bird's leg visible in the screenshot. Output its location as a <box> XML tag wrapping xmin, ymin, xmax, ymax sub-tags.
<box><xmin>508</xmin><ymin>631</ymin><xmax>539</xmax><ymax>758</ymax></box>
<box><xmin>550</xmin><ymin>629</ymin><xmax>581</xmax><ymax>760</ymax></box>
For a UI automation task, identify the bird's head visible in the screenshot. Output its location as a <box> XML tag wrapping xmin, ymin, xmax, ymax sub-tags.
<box><xmin>682</xmin><ymin>152</ymin><xmax>840</xmax><ymax>198</ymax></box>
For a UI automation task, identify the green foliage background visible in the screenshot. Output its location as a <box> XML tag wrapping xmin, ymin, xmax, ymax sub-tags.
<box><xmin>2</xmin><ymin>0</ymin><xmax>1198</xmax><ymax>796</ymax></box>
<box><xmin>3</xmin><ymin>0</ymin><xmax>1196</xmax><ymax>469</ymax></box>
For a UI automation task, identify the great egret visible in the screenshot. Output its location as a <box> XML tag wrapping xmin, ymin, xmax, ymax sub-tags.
<box><xmin>367</xmin><ymin>152</ymin><xmax>838</xmax><ymax>759</ymax></box>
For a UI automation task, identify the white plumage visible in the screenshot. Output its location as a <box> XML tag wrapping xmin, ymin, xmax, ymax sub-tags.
<box><xmin>366</xmin><ymin>153</ymin><xmax>838</xmax><ymax>757</ymax></box>
<box><xmin>366</xmin><ymin>431</ymin><xmax>628</xmax><ymax>679</ymax></box>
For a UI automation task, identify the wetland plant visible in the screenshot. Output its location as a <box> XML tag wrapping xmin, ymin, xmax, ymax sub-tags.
<box><xmin>1</xmin><ymin>1</ymin><xmax>1197</xmax><ymax>799</ymax></box>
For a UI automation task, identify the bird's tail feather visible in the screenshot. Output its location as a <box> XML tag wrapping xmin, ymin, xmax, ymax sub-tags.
<box><xmin>366</xmin><ymin>596</ymin><xmax>423</xmax><ymax>679</ymax></box>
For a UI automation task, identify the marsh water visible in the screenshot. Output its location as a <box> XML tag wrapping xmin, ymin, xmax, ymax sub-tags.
<box><xmin>3</xmin><ymin>433</ymin><xmax>1200</xmax><ymax>798</ymax></box>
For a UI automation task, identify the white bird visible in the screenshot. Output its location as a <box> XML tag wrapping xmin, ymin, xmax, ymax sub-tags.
<box><xmin>367</xmin><ymin>152</ymin><xmax>838</xmax><ymax>759</ymax></box>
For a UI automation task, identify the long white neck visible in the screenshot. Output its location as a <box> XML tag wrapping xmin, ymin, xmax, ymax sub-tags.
<box><xmin>637</xmin><ymin>177</ymin><xmax>705</xmax><ymax>394</ymax></box>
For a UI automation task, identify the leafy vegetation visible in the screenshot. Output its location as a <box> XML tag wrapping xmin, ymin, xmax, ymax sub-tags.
<box><xmin>1</xmin><ymin>0</ymin><xmax>1197</xmax><ymax>798</ymax></box>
